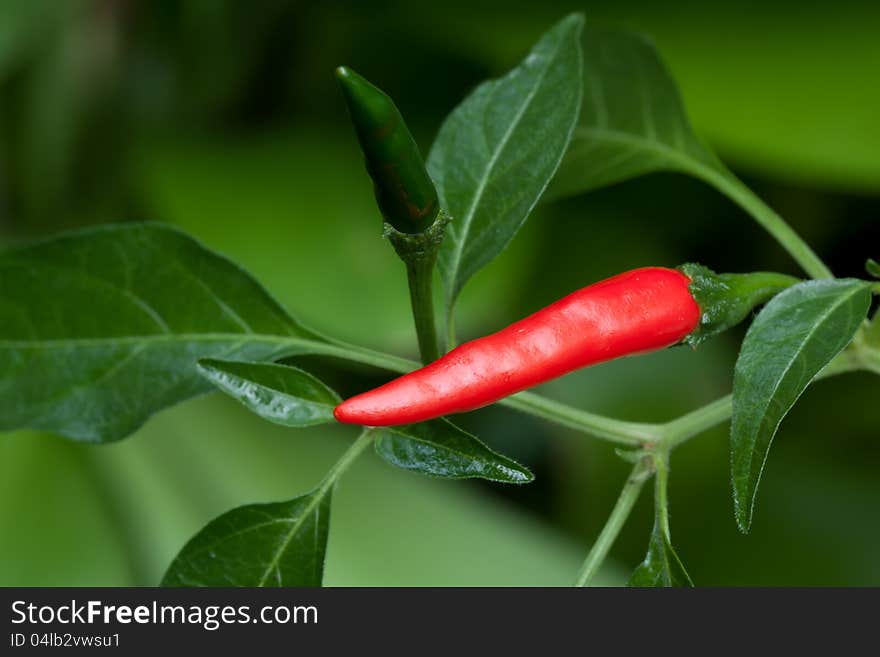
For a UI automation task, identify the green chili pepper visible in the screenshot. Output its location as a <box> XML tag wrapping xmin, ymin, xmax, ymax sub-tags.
<box><xmin>335</xmin><ymin>66</ymin><xmax>439</xmax><ymax>234</ymax></box>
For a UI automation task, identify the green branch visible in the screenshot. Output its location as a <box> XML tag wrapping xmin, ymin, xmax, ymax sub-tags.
<box><xmin>318</xmin><ymin>428</ymin><xmax>375</xmax><ymax>494</ymax></box>
<box><xmin>504</xmin><ymin>392</ymin><xmax>654</xmax><ymax>446</ymax></box>
<box><xmin>653</xmin><ymin>453</ymin><xmax>671</xmax><ymax>540</ymax></box>
<box><xmin>658</xmin><ymin>395</ymin><xmax>732</xmax><ymax>450</ymax></box>
<box><xmin>403</xmin><ymin>255</ymin><xmax>441</xmax><ymax>363</ymax></box>
<box><xmin>694</xmin><ymin>165</ymin><xmax>832</xmax><ymax>280</ymax></box>
<box><xmin>385</xmin><ymin>217</ymin><xmax>449</xmax><ymax>365</ymax></box>
<box><xmin>574</xmin><ymin>457</ymin><xmax>652</xmax><ymax>586</ymax></box>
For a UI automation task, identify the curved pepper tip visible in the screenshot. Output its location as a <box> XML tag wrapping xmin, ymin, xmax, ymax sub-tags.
<box><xmin>334</xmin><ymin>396</ymin><xmax>395</xmax><ymax>427</ymax></box>
<box><xmin>333</xmin><ymin>399</ymin><xmax>362</xmax><ymax>425</ymax></box>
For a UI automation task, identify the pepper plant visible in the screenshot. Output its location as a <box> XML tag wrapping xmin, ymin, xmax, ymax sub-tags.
<box><xmin>1</xmin><ymin>14</ymin><xmax>878</xmax><ymax>587</ymax></box>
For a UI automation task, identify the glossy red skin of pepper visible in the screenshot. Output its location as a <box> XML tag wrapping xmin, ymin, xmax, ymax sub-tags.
<box><xmin>334</xmin><ymin>267</ymin><xmax>701</xmax><ymax>426</ymax></box>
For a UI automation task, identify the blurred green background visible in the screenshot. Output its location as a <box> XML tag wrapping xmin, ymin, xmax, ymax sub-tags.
<box><xmin>1</xmin><ymin>0</ymin><xmax>878</xmax><ymax>586</ymax></box>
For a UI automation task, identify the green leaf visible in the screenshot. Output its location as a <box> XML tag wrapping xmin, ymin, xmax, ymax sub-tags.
<box><xmin>375</xmin><ymin>419</ymin><xmax>533</xmax><ymax>484</ymax></box>
<box><xmin>428</xmin><ymin>13</ymin><xmax>583</xmax><ymax>309</ymax></box>
<box><xmin>866</xmin><ymin>258</ymin><xmax>880</xmax><ymax>278</ymax></box>
<box><xmin>629</xmin><ymin>527</ymin><xmax>693</xmax><ymax>587</ymax></box>
<box><xmin>549</xmin><ymin>26</ymin><xmax>722</xmax><ymax>198</ymax></box>
<box><xmin>731</xmin><ymin>279</ymin><xmax>872</xmax><ymax>532</ymax></box>
<box><xmin>548</xmin><ymin>27</ymin><xmax>831</xmax><ymax>280</ymax></box>
<box><xmin>197</xmin><ymin>359</ymin><xmax>340</xmax><ymax>427</ymax></box>
<box><xmin>162</xmin><ymin>489</ymin><xmax>331</xmax><ymax>587</ymax></box>
<box><xmin>0</xmin><ymin>223</ymin><xmax>329</xmax><ymax>443</ymax></box>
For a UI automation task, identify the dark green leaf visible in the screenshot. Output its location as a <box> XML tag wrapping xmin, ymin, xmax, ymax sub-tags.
<box><xmin>0</xmin><ymin>223</ymin><xmax>329</xmax><ymax>442</ymax></box>
<box><xmin>198</xmin><ymin>359</ymin><xmax>339</xmax><ymax>427</ymax></box>
<box><xmin>629</xmin><ymin>527</ymin><xmax>693</xmax><ymax>587</ymax></box>
<box><xmin>162</xmin><ymin>489</ymin><xmax>331</xmax><ymax>587</ymax></box>
<box><xmin>376</xmin><ymin>419</ymin><xmax>533</xmax><ymax>484</ymax></box>
<box><xmin>866</xmin><ymin>258</ymin><xmax>880</xmax><ymax>278</ymax></box>
<box><xmin>550</xmin><ymin>27</ymin><xmax>723</xmax><ymax>198</ymax></box>
<box><xmin>731</xmin><ymin>279</ymin><xmax>871</xmax><ymax>532</ymax></box>
<box><xmin>428</xmin><ymin>13</ymin><xmax>583</xmax><ymax>309</ymax></box>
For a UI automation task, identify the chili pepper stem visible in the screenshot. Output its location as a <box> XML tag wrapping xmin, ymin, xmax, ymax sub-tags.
<box><xmin>681</xmin><ymin>264</ymin><xmax>802</xmax><ymax>346</ymax></box>
<box><xmin>385</xmin><ymin>213</ymin><xmax>450</xmax><ymax>364</ymax></box>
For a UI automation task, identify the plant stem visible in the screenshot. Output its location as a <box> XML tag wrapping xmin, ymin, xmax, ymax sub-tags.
<box><xmin>574</xmin><ymin>458</ymin><xmax>652</xmax><ymax>587</ymax></box>
<box><xmin>653</xmin><ymin>452</ymin><xmax>671</xmax><ymax>539</ymax></box>
<box><xmin>317</xmin><ymin>428</ymin><xmax>374</xmax><ymax>496</ymax></box>
<box><xmin>505</xmin><ymin>392</ymin><xmax>655</xmax><ymax>446</ymax></box>
<box><xmin>659</xmin><ymin>395</ymin><xmax>732</xmax><ymax>450</ymax></box>
<box><xmin>405</xmin><ymin>256</ymin><xmax>440</xmax><ymax>363</ymax></box>
<box><xmin>695</xmin><ymin>165</ymin><xmax>832</xmax><ymax>280</ymax></box>
<box><xmin>385</xmin><ymin>214</ymin><xmax>449</xmax><ymax>365</ymax></box>
<box><xmin>305</xmin><ymin>339</ymin><xmax>419</xmax><ymax>373</ymax></box>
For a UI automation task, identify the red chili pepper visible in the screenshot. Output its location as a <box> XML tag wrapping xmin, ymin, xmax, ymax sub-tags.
<box><xmin>334</xmin><ymin>267</ymin><xmax>701</xmax><ymax>426</ymax></box>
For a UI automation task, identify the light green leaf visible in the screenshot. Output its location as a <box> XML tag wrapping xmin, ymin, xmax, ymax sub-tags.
<box><xmin>0</xmin><ymin>223</ymin><xmax>329</xmax><ymax>443</ymax></box>
<box><xmin>197</xmin><ymin>359</ymin><xmax>340</xmax><ymax>427</ymax></box>
<box><xmin>629</xmin><ymin>526</ymin><xmax>693</xmax><ymax>587</ymax></box>
<box><xmin>549</xmin><ymin>27</ymin><xmax>829</xmax><ymax>280</ymax></box>
<box><xmin>162</xmin><ymin>489</ymin><xmax>331</xmax><ymax>587</ymax></box>
<box><xmin>731</xmin><ymin>279</ymin><xmax>871</xmax><ymax>532</ymax></box>
<box><xmin>428</xmin><ymin>13</ymin><xmax>583</xmax><ymax>309</ymax></box>
<box><xmin>376</xmin><ymin>419</ymin><xmax>533</xmax><ymax>484</ymax></box>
